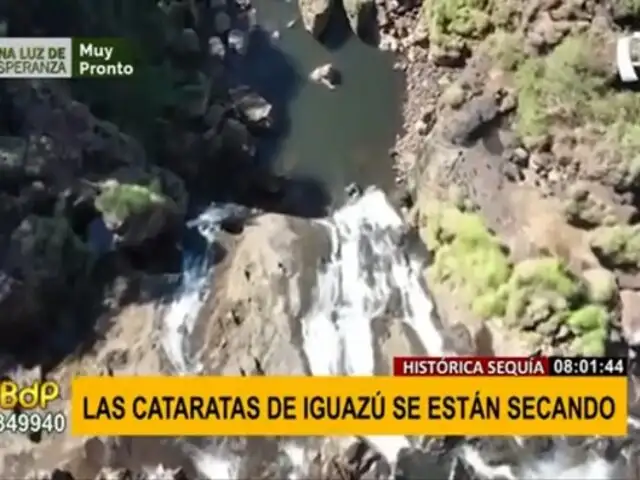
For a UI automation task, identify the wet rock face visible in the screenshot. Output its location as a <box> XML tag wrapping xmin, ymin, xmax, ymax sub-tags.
<box><xmin>343</xmin><ymin>0</ymin><xmax>378</xmax><ymax>43</ymax></box>
<box><xmin>298</xmin><ymin>0</ymin><xmax>335</xmax><ymax>37</ymax></box>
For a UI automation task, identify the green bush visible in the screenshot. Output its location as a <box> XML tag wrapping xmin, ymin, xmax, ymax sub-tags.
<box><xmin>421</xmin><ymin>203</ymin><xmax>512</xmax><ymax>312</ymax></box>
<box><xmin>590</xmin><ymin>224</ymin><xmax>640</xmax><ymax>268</ymax></box>
<box><xmin>95</xmin><ymin>181</ymin><xmax>166</xmax><ymax>224</ymax></box>
<box><xmin>420</xmin><ymin>202</ymin><xmax>611</xmax><ymax>355</ymax></box>
<box><xmin>421</xmin><ymin>0</ymin><xmax>518</xmax><ymax>51</ymax></box>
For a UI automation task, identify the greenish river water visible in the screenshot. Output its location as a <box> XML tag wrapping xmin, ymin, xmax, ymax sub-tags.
<box><xmin>238</xmin><ymin>0</ymin><xmax>405</xmax><ymax>206</ymax></box>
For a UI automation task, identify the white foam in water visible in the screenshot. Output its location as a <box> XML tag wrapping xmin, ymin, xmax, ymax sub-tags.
<box><xmin>520</xmin><ymin>452</ymin><xmax>617</xmax><ymax>479</ymax></box>
<box><xmin>190</xmin><ymin>448</ymin><xmax>240</xmax><ymax>480</ymax></box>
<box><xmin>460</xmin><ymin>444</ymin><xmax>620</xmax><ymax>480</ymax></box>
<box><xmin>161</xmin><ymin>257</ymin><xmax>208</xmax><ymax>374</ymax></box>
<box><xmin>281</xmin><ymin>444</ymin><xmax>309</xmax><ymax>480</ymax></box>
<box><xmin>161</xmin><ymin>203</ymin><xmax>248</xmax><ymax>477</ymax></box>
<box><xmin>162</xmin><ymin>203</ymin><xmax>249</xmax><ymax>374</ymax></box>
<box><xmin>301</xmin><ymin>187</ymin><xmax>443</xmax><ymax>462</ymax></box>
<box><xmin>302</xmin><ymin>186</ymin><xmax>443</xmax><ymax>376</ymax></box>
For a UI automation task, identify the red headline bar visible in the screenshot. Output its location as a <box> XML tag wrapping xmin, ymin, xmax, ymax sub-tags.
<box><xmin>393</xmin><ymin>357</ymin><xmax>549</xmax><ymax>376</ymax></box>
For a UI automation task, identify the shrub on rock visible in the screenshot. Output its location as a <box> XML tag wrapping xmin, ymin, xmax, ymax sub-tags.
<box><xmin>95</xmin><ymin>179</ymin><xmax>180</xmax><ymax>247</ymax></box>
<box><xmin>419</xmin><ymin>201</ymin><xmax>614</xmax><ymax>356</ymax></box>
<box><xmin>590</xmin><ymin>224</ymin><xmax>640</xmax><ymax>269</ymax></box>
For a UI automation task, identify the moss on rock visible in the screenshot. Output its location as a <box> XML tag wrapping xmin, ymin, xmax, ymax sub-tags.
<box><xmin>590</xmin><ymin>224</ymin><xmax>640</xmax><ymax>269</ymax></box>
<box><xmin>95</xmin><ymin>180</ymin><xmax>168</xmax><ymax>225</ymax></box>
<box><xmin>563</xmin><ymin>184</ymin><xmax>616</xmax><ymax>228</ymax></box>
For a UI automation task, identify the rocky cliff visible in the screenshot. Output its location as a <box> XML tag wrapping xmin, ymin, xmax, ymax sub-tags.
<box><xmin>368</xmin><ymin>0</ymin><xmax>640</xmax><ymax>359</ymax></box>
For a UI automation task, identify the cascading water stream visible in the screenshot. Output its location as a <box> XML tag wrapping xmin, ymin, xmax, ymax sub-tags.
<box><xmin>300</xmin><ymin>187</ymin><xmax>445</xmax><ymax>462</ymax></box>
<box><xmin>161</xmin><ymin>203</ymin><xmax>248</xmax><ymax>375</ymax></box>
<box><xmin>159</xmin><ymin>203</ymin><xmax>250</xmax><ymax>479</ymax></box>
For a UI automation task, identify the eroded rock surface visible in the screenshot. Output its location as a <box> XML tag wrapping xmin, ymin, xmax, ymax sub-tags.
<box><xmin>298</xmin><ymin>0</ymin><xmax>334</xmax><ymax>37</ymax></box>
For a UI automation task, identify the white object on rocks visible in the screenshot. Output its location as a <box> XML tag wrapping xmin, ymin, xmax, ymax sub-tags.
<box><xmin>617</xmin><ymin>32</ymin><xmax>640</xmax><ymax>82</ymax></box>
<box><xmin>309</xmin><ymin>63</ymin><xmax>340</xmax><ymax>89</ymax></box>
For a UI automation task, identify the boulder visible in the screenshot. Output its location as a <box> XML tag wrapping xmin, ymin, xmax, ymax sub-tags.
<box><xmin>309</xmin><ymin>63</ymin><xmax>341</xmax><ymax>89</ymax></box>
<box><xmin>342</xmin><ymin>0</ymin><xmax>377</xmax><ymax>42</ymax></box>
<box><xmin>196</xmin><ymin>212</ymin><xmax>330</xmax><ymax>375</ymax></box>
<box><xmin>298</xmin><ymin>0</ymin><xmax>334</xmax><ymax>38</ymax></box>
<box><xmin>230</xmin><ymin>85</ymin><xmax>274</xmax><ymax>131</ymax></box>
<box><xmin>208</xmin><ymin>36</ymin><xmax>226</xmax><ymax>58</ymax></box>
<box><xmin>172</xmin><ymin>28</ymin><xmax>200</xmax><ymax>55</ymax></box>
<box><xmin>0</xmin><ymin>136</ymin><xmax>29</xmax><ymax>183</ymax></box>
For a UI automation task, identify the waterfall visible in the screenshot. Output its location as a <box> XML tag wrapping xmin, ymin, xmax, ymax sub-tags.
<box><xmin>300</xmin><ymin>186</ymin><xmax>443</xmax><ymax>461</ymax></box>
<box><xmin>301</xmin><ymin>186</ymin><xmax>444</xmax><ymax>378</ymax></box>
<box><xmin>159</xmin><ymin>188</ymin><xmax>623</xmax><ymax>480</ymax></box>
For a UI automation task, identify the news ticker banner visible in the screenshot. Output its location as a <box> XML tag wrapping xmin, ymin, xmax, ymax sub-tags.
<box><xmin>0</xmin><ymin>37</ymin><xmax>136</xmax><ymax>78</ymax></box>
<box><xmin>71</xmin><ymin>360</ymin><xmax>628</xmax><ymax>437</ymax></box>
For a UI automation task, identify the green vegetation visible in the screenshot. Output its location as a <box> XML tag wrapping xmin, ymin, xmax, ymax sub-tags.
<box><xmin>95</xmin><ymin>180</ymin><xmax>167</xmax><ymax>224</ymax></box>
<box><xmin>420</xmin><ymin>202</ymin><xmax>512</xmax><ymax>310</ymax></box>
<box><xmin>583</xmin><ymin>268</ymin><xmax>618</xmax><ymax>305</ymax></box>
<box><xmin>420</xmin><ymin>201</ymin><xmax>612</xmax><ymax>355</ymax></box>
<box><xmin>590</xmin><ymin>224</ymin><xmax>640</xmax><ymax>268</ymax></box>
<box><xmin>421</xmin><ymin>0</ymin><xmax>518</xmax><ymax>51</ymax></box>
<box><xmin>567</xmin><ymin>305</ymin><xmax>609</xmax><ymax>334</ymax></box>
<box><xmin>429</xmin><ymin>0</ymin><xmax>491</xmax><ymax>44</ymax></box>
<box><xmin>569</xmin><ymin>325</ymin><xmax>608</xmax><ymax>356</ymax></box>
<box><xmin>510</xmin><ymin>32</ymin><xmax>640</xmax><ymax>170</ymax></box>
<box><xmin>563</xmin><ymin>184</ymin><xmax>616</xmax><ymax>227</ymax></box>
<box><xmin>619</xmin><ymin>0</ymin><xmax>640</xmax><ymax>16</ymax></box>
<box><xmin>487</xmin><ymin>31</ymin><xmax>527</xmax><ymax>71</ymax></box>
<box><xmin>474</xmin><ymin>258</ymin><xmax>590</xmax><ymax>341</ymax></box>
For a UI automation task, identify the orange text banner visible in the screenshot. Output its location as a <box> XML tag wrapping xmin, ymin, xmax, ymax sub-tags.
<box><xmin>70</xmin><ymin>375</ymin><xmax>627</xmax><ymax>436</ymax></box>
